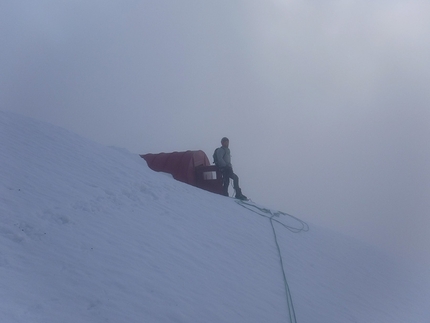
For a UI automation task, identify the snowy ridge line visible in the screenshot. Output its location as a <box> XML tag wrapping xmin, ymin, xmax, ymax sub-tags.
<box><xmin>235</xmin><ymin>200</ymin><xmax>309</xmax><ymax>323</ymax></box>
<box><xmin>3</xmin><ymin>111</ymin><xmax>429</xmax><ymax>322</ymax></box>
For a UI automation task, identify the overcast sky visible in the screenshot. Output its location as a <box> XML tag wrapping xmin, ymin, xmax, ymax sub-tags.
<box><xmin>1</xmin><ymin>0</ymin><xmax>429</xmax><ymax>270</ymax></box>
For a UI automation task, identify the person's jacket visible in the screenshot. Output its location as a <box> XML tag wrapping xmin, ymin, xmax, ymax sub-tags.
<box><xmin>216</xmin><ymin>146</ymin><xmax>232</xmax><ymax>168</ymax></box>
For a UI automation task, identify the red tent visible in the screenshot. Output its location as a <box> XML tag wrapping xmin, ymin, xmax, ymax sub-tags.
<box><xmin>140</xmin><ymin>150</ymin><xmax>223</xmax><ymax>195</ymax></box>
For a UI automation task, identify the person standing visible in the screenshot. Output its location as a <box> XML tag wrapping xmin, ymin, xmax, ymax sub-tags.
<box><xmin>215</xmin><ymin>137</ymin><xmax>247</xmax><ymax>200</ymax></box>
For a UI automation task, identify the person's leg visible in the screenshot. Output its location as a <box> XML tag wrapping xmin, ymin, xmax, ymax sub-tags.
<box><xmin>231</xmin><ymin>172</ymin><xmax>247</xmax><ymax>200</ymax></box>
<box><xmin>221</xmin><ymin>168</ymin><xmax>230</xmax><ymax>196</ymax></box>
<box><xmin>231</xmin><ymin>172</ymin><xmax>240</xmax><ymax>191</ymax></box>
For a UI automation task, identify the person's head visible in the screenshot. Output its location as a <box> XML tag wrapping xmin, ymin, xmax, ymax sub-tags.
<box><xmin>221</xmin><ymin>137</ymin><xmax>229</xmax><ymax>148</ymax></box>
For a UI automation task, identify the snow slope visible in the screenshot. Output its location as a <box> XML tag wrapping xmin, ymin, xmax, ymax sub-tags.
<box><xmin>1</xmin><ymin>110</ymin><xmax>429</xmax><ymax>323</ymax></box>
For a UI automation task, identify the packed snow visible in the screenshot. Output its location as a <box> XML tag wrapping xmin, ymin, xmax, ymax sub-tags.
<box><xmin>1</xmin><ymin>110</ymin><xmax>429</xmax><ymax>323</ymax></box>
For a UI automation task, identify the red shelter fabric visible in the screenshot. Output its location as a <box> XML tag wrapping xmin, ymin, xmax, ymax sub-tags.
<box><xmin>140</xmin><ymin>150</ymin><xmax>211</xmax><ymax>186</ymax></box>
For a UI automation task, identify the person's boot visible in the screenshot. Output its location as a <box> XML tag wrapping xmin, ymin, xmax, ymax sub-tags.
<box><xmin>235</xmin><ymin>188</ymin><xmax>248</xmax><ymax>200</ymax></box>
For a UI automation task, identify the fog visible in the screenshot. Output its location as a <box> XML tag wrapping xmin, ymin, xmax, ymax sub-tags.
<box><xmin>1</xmin><ymin>0</ymin><xmax>429</xmax><ymax>270</ymax></box>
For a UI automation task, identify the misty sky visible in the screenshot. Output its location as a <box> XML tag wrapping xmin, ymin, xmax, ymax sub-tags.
<box><xmin>1</xmin><ymin>1</ymin><xmax>429</xmax><ymax>270</ymax></box>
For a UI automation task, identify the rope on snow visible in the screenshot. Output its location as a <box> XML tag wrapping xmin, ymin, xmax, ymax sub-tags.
<box><xmin>235</xmin><ymin>200</ymin><xmax>309</xmax><ymax>323</ymax></box>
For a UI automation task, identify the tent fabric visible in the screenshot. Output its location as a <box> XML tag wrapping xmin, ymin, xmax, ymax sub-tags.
<box><xmin>140</xmin><ymin>150</ymin><xmax>210</xmax><ymax>186</ymax></box>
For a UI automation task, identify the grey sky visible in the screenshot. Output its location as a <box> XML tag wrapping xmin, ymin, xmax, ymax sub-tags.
<box><xmin>2</xmin><ymin>1</ymin><xmax>429</xmax><ymax>270</ymax></box>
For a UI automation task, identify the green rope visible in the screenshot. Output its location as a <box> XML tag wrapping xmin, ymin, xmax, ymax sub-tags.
<box><xmin>269</xmin><ymin>216</ymin><xmax>297</xmax><ymax>323</ymax></box>
<box><xmin>235</xmin><ymin>200</ymin><xmax>309</xmax><ymax>323</ymax></box>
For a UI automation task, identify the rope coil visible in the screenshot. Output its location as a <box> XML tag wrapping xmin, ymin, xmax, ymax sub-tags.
<box><xmin>236</xmin><ymin>200</ymin><xmax>309</xmax><ymax>233</ymax></box>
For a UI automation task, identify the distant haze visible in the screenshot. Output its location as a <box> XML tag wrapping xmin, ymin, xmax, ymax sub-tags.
<box><xmin>1</xmin><ymin>1</ymin><xmax>429</xmax><ymax>270</ymax></box>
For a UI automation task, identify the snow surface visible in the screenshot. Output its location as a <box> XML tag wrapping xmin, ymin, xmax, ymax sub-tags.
<box><xmin>1</xmin><ymin>110</ymin><xmax>429</xmax><ymax>323</ymax></box>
